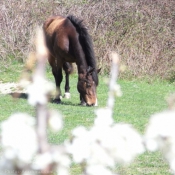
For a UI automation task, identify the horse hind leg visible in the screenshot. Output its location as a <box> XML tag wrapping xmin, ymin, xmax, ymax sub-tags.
<box><xmin>48</xmin><ymin>55</ymin><xmax>63</xmax><ymax>103</ymax></box>
<box><xmin>54</xmin><ymin>67</ymin><xmax>63</xmax><ymax>103</ymax></box>
<box><xmin>63</xmin><ymin>62</ymin><xmax>73</xmax><ymax>99</ymax></box>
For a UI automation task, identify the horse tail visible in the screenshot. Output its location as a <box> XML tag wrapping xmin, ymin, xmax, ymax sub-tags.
<box><xmin>67</xmin><ymin>15</ymin><xmax>99</xmax><ymax>86</ymax></box>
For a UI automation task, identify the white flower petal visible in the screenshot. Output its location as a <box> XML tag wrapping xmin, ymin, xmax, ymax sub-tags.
<box><xmin>48</xmin><ymin>110</ymin><xmax>63</xmax><ymax>132</ymax></box>
<box><xmin>0</xmin><ymin>113</ymin><xmax>38</xmax><ymax>168</ymax></box>
<box><xmin>95</xmin><ymin>108</ymin><xmax>113</xmax><ymax>127</ymax></box>
<box><xmin>86</xmin><ymin>165</ymin><xmax>114</xmax><ymax>175</ymax></box>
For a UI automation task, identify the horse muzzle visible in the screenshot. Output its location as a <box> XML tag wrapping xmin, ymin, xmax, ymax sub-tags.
<box><xmin>81</xmin><ymin>98</ymin><xmax>98</xmax><ymax>107</ymax></box>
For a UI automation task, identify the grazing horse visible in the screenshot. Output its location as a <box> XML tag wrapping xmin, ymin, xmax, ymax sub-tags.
<box><xmin>43</xmin><ymin>15</ymin><xmax>100</xmax><ymax>106</ymax></box>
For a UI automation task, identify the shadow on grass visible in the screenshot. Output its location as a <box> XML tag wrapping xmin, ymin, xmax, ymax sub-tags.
<box><xmin>9</xmin><ymin>92</ymin><xmax>82</xmax><ymax>107</ymax></box>
<box><xmin>10</xmin><ymin>92</ymin><xmax>28</xmax><ymax>99</ymax></box>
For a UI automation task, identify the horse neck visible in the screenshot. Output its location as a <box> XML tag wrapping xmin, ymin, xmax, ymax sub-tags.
<box><xmin>72</xmin><ymin>41</ymin><xmax>88</xmax><ymax>73</ymax></box>
<box><xmin>77</xmin><ymin>59</ymin><xmax>88</xmax><ymax>74</ymax></box>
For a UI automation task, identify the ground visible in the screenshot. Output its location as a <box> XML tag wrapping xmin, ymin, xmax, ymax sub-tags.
<box><xmin>0</xmin><ymin>81</ymin><xmax>25</xmax><ymax>94</ymax></box>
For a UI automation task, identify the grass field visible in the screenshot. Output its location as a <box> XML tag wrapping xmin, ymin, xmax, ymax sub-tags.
<box><xmin>0</xmin><ymin>62</ymin><xmax>175</xmax><ymax>174</ymax></box>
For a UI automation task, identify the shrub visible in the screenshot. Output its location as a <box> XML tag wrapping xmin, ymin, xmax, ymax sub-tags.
<box><xmin>1</xmin><ymin>0</ymin><xmax>175</xmax><ymax>79</ymax></box>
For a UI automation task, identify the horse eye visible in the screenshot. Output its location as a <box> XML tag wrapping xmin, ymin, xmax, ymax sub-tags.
<box><xmin>86</xmin><ymin>83</ymin><xmax>91</xmax><ymax>87</ymax></box>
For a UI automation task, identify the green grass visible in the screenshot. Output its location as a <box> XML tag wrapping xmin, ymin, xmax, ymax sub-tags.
<box><xmin>0</xmin><ymin>62</ymin><xmax>175</xmax><ymax>174</ymax></box>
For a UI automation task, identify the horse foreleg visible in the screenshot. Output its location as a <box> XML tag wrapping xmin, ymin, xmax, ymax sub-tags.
<box><xmin>63</xmin><ymin>62</ymin><xmax>73</xmax><ymax>99</ymax></box>
<box><xmin>80</xmin><ymin>95</ymin><xmax>86</xmax><ymax>106</ymax></box>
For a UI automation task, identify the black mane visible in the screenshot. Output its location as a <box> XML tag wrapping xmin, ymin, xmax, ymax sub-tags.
<box><xmin>67</xmin><ymin>15</ymin><xmax>98</xmax><ymax>86</ymax></box>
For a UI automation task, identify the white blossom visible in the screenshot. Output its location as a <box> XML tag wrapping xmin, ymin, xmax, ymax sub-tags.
<box><xmin>94</xmin><ymin>108</ymin><xmax>113</xmax><ymax>127</ymax></box>
<box><xmin>71</xmin><ymin>126</ymin><xmax>88</xmax><ymax>138</ymax></box>
<box><xmin>87</xmin><ymin>142</ymin><xmax>115</xmax><ymax>167</ymax></box>
<box><xmin>114</xmin><ymin>84</ymin><xmax>122</xmax><ymax>97</ymax></box>
<box><xmin>86</xmin><ymin>165</ymin><xmax>115</xmax><ymax>175</ymax></box>
<box><xmin>0</xmin><ymin>113</ymin><xmax>37</xmax><ymax>169</ymax></box>
<box><xmin>32</xmin><ymin>152</ymin><xmax>53</xmax><ymax>170</ymax></box>
<box><xmin>56</xmin><ymin>166</ymin><xmax>69</xmax><ymax>175</ymax></box>
<box><xmin>54</xmin><ymin>149</ymin><xmax>70</xmax><ymax>175</ymax></box>
<box><xmin>52</xmin><ymin>149</ymin><xmax>71</xmax><ymax>167</ymax></box>
<box><xmin>90</xmin><ymin>123</ymin><xmax>144</xmax><ymax>165</ymax></box>
<box><xmin>27</xmin><ymin>76</ymin><xmax>54</xmax><ymax>106</ymax></box>
<box><xmin>144</xmin><ymin>110</ymin><xmax>175</xmax><ymax>173</ymax></box>
<box><xmin>22</xmin><ymin>171</ymin><xmax>38</xmax><ymax>175</ymax></box>
<box><xmin>67</xmin><ymin>126</ymin><xmax>116</xmax><ymax>167</ymax></box>
<box><xmin>110</xmin><ymin>124</ymin><xmax>144</xmax><ymax>164</ymax></box>
<box><xmin>33</xmin><ymin>147</ymin><xmax>70</xmax><ymax>175</ymax></box>
<box><xmin>145</xmin><ymin>110</ymin><xmax>175</xmax><ymax>151</ymax></box>
<box><xmin>66</xmin><ymin>136</ymin><xmax>90</xmax><ymax>163</ymax></box>
<box><xmin>89</xmin><ymin>126</ymin><xmax>113</xmax><ymax>146</ymax></box>
<box><xmin>0</xmin><ymin>155</ymin><xmax>15</xmax><ymax>175</ymax></box>
<box><xmin>67</xmin><ymin>112</ymin><xmax>144</xmax><ymax>175</ymax></box>
<box><xmin>66</xmin><ymin>126</ymin><xmax>91</xmax><ymax>163</ymax></box>
<box><xmin>19</xmin><ymin>78</ymin><xmax>31</xmax><ymax>90</ymax></box>
<box><xmin>48</xmin><ymin>110</ymin><xmax>63</xmax><ymax>132</ymax></box>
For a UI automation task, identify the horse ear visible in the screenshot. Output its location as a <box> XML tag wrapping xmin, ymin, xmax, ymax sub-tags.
<box><xmin>87</xmin><ymin>66</ymin><xmax>95</xmax><ymax>75</ymax></box>
<box><xmin>97</xmin><ymin>68</ymin><xmax>101</xmax><ymax>74</ymax></box>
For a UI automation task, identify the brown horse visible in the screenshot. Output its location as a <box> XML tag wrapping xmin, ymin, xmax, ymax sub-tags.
<box><xmin>43</xmin><ymin>15</ymin><xmax>100</xmax><ymax>106</ymax></box>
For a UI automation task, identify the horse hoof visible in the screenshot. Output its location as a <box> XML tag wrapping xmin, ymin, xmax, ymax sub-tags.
<box><xmin>52</xmin><ymin>99</ymin><xmax>61</xmax><ymax>104</ymax></box>
<box><xmin>63</xmin><ymin>92</ymin><xmax>71</xmax><ymax>99</ymax></box>
<box><xmin>80</xmin><ymin>101</ymin><xmax>86</xmax><ymax>106</ymax></box>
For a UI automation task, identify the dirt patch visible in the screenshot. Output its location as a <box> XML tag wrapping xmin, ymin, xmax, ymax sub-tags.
<box><xmin>0</xmin><ymin>81</ymin><xmax>25</xmax><ymax>94</ymax></box>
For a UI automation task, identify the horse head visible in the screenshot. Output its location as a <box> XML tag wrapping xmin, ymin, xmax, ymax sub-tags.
<box><xmin>77</xmin><ymin>66</ymin><xmax>99</xmax><ymax>106</ymax></box>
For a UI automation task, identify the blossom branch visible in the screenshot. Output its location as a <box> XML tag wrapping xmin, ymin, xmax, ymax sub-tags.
<box><xmin>106</xmin><ymin>52</ymin><xmax>120</xmax><ymax>113</ymax></box>
<box><xmin>34</xmin><ymin>27</ymin><xmax>49</xmax><ymax>154</ymax></box>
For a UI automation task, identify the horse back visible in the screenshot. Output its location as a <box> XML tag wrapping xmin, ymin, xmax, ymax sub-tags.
<box><xmin>43</xmin><ymin>15</ymin><xmax>78</xmax><ymax>62</ymax></box>
<box><xmin>43</xmin><ymin>16</ymin><xmax>66</xmax><ymax>36</ymax></box>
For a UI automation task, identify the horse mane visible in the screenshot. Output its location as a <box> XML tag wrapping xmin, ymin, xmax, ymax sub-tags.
<box><xmin>67</xmin><ymin>15</ymin><xmax>99</xmax><ymax>86</ymax></box>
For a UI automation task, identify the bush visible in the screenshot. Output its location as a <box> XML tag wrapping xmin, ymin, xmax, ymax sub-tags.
<box><xmin>1</xmin><ymin>0</ymin><xmax>175</xmax><ymax>79</ymax></box>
